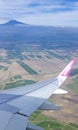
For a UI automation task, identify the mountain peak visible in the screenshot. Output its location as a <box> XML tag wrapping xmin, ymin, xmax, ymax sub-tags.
<box><xmin>3</xmin><ymin>20</ymin><xmax>28</xmax><ymax>26</ymax></box>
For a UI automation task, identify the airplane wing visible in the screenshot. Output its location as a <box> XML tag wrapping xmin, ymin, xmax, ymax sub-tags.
<box><xmin>0</xmin><ymin>59</ymin><xmax>75</xmax><ymax>130</ymax></box>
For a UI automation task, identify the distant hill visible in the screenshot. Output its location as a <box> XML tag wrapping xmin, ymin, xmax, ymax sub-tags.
<box><xmin>0</xmin><ymin>20</ymin><xmax>78</xmax><ymax>50</ymax></box>
<box><xmin>1</xmin><ymin>20</ymin><xmax>28</xmax><ymax>26</ymax></box>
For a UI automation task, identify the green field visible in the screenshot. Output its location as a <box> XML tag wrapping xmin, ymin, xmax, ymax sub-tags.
<box><xmin>29</xmin><ymin>111</ymin><xmax>78</xmax><ymax>130</ymax></box>
<box><xmin>4</xmin><ymin>80</ymin><xmax>36</xmax><ymax>89</ymax></box>
<box><xmin>18</xmin><ymin>61</ymin><xmax>38</xmax><ymax>74</ymax></box>
<box><xmin>67</xmin><ymin>77</ymin><xmax>78</xmax><ymax>94</ymax></box>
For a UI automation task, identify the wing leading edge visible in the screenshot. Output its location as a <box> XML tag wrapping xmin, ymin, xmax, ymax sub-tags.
<box><xmin>0</xmin><ymin>59</ymin><xmax>75</xmax><ymax>130</ymax></box>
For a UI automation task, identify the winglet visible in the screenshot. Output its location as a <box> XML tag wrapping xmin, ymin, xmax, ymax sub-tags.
<box><xmin>59</xmin><ymin>59</ymin><xmax>76</xmax><ymax>77</ymax></box>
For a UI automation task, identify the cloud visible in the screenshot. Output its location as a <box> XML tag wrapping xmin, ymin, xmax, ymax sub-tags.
<box><xmin>19</xmin><ymin>10</ymin><xmax>78</xmax><ymax>27</ymax></box>
<box><xmin>0</xmin><ymin>0</ymin><xmax>78</xmax><ymax>27</ymax></box>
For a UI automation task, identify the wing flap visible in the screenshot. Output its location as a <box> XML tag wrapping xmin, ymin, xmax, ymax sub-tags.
<box><xmin>0</xmin><ymin>111</ymin><xmax>12</xmax><ymax>130</ymax></box>
<box><xmin>0</xmin><ymin>103</ymin><xmax>19</xmax><ymax>113</ymax></box>
<box><xmin>0</xmin><ymin>111</ymin><xmax>28</xmax><ymax>130</ymax></box>
<box><xmin>38</xmin><ymin>101</ymin><xmax>61</xmax><ymax>110</ymax></box>
<box><xmin>5</xmin><ymin>114</ymin><xmax>28</xmax><ymax>130</ymax></box>
<box><xmin>8</xmin><ymin>96</ymin><xmax>45</xmax><ymax>116</ymax></box>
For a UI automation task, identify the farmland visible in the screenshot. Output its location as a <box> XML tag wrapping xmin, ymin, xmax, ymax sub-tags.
<box><xmin>0</xmin><ymin>47</ymin><xmax>78</xmax><ymax>129</ymax></box>
<box><xmin>30</xmin><ymin>111</ymin><xmax>78</xmax><ymax>130</ymax></box>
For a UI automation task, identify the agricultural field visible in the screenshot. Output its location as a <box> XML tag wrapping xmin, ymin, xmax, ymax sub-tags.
<box><xmin>0</xmin><ymin>48</ymin><xmax>78</xmax><ymax>129</ymax></box>
<box><xmin>30</xmin><ymin>111</ymin><xmax>78</xmax><ymax>130</ymax></box>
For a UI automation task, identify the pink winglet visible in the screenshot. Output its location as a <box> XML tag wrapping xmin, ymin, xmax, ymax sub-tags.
<box><xmin>61</xmin><ymin>59</ymin><xmax>76</xmax><ymax>77</ymax></box>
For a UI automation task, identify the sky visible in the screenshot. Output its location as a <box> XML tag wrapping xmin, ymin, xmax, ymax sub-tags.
<box><xmin>0</xmin><ymin>0</ymin><xmax>78</xmax><ymax>27</ymax></box>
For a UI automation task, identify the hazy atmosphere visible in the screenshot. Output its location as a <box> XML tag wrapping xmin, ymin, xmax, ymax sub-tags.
<box><xmin>0</xmin><ymin>0</ymin><xmax>78</xmax><ymax>27</ymax></box>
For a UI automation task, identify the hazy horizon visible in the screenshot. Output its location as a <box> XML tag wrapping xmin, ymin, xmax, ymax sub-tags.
<box><xmin>0</xmin><ymin>0</ymin><xmax>78</xmax><ymax>27</ymax></box>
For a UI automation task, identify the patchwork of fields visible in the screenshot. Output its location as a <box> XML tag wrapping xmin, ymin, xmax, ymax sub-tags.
<box><xmin>0</xmin><ymin>48</ymin><xmax>78</xmax><ymax>129</ymax></box>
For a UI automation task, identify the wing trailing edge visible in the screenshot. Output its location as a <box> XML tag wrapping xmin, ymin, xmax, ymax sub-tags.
<box><xmin>38</xmin><ymin>101</ymin><xmax>61</xmax><ymax>110</ymax></box>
